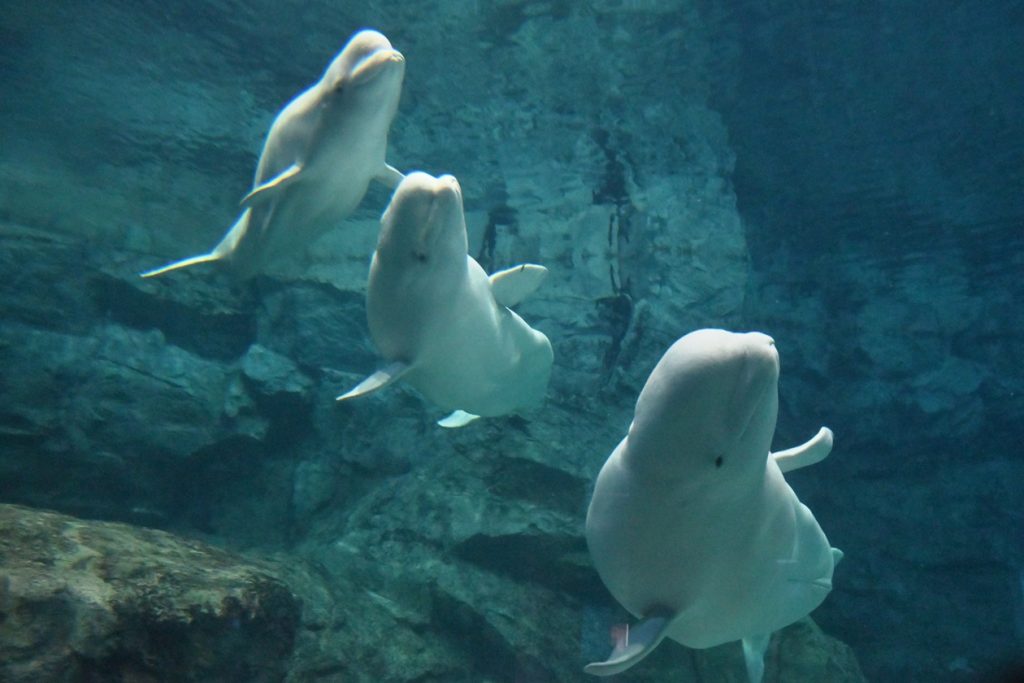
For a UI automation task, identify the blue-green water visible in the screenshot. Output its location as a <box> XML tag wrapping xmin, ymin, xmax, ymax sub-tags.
<box><xmin>1</xmin><ymin>2</ymin><xmax>1022</xmax><ymax>681</ymax></box>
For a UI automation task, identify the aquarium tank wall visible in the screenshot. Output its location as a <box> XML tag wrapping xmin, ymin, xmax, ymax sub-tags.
<box><xmin>0</xmin><ymin>1</ymin><xmax>1021</xmax><ymax>681</ymax></box>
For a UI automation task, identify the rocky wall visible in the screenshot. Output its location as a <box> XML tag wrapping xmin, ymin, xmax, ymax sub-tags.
<box><xmin>0</xmin><ymin>1</ymin><xmax>880</xmax><ymax>681</ymax></box>
<box><xmin>700</xmin><ymin>1</ymin><xmax>1024</xmax><ymax>679</ymax></box>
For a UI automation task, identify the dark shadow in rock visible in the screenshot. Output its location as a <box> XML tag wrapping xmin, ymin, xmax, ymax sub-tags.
<box><xmin>485</xmin><ymin>456</ymin><xmax>586</xmax><ymax>518</ymax></box>
<box><xmin>168</xmin><ymin>434</ymin><xmax>269</xmax><ymax>536</ymax></box>
<box><xmin>429</xmin><ymin>589</ymin><xmax>524</xmax><ymax>682</ymax></box>
<box><xmin>454</xmin><ymin>531</ymin><xmax>601</xmax><ymax>598</ymax></box>
<box><xmin>252</xmin><ymin>277</ymin><xmax>377</xmax><ymax>376</ymax></box>
<box><xmin>91</xmin><ymin>271</ymin><xmax>256</xmax><ymax>362</ymax></box>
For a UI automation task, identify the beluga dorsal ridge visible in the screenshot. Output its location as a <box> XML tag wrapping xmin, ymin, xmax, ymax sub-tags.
<box><xmin>141</xmin><ymin>29</ymin><xmax>406</xmax><ymax>280</ymax></box>
<box><xmin>336</xmin><ymin>172</ymin><xmax>553</xmax><ymax>428</ymax></box>
<box><xmin>584</xmin><ymin>329</ymin><xmax>842</xmax><ymax>682</ymax></box>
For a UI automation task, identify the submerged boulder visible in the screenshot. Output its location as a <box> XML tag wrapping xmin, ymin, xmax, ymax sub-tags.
<box><xmin>0</xmin><ymin>504</ymin><xmax>300</xmax><ymax>683</ymax></box>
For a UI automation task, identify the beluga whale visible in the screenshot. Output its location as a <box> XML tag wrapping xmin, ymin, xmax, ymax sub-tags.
<box><xmin>141</xmin><ymin>29</ymin><xmax>406</xmax><ymax>280</ymax></box>
<box><xmin>337</xmin><ymin>171</ymin><xmax>553</xmax><ymax>428</ymax></box>
<box><xmin>584</xmin><ymin>328</ymin><xmax>841</xmax><ymax>682</ymax></box>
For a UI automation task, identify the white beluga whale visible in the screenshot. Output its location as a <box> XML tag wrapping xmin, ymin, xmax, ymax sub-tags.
<box><xmin>337</xmin><ymin>171</ymin><xmax>553</xmax><ymax>428</ymax></box>
<box><xmin>141</xmin><ymin>29</ymin><xmax>406</xmax><ymax>280</ymax></box>
<box><xmin>584</xmin><ymin>329</ymin><xmax>841</xmax><ymax>682</ymax></box>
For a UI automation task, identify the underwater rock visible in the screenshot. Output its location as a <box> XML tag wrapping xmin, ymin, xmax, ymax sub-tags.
<box><xmin>0</xmin><ymin>503</ymin><xmax>299</xmax><ymax>683</ymax></box>
<box><xmin>290</xmin><ymin>459</ymin><xmax>339</xmax><ymax>520</ymax></box>
<box><xmin>0</xmin><ymin>320</ymin><xmax>266</xmax><ymax>520</ymax></box>
<box><xmin>0</xmin><ymin>226</ymin><xmax>101</xmax><ymax>336</ymax></box>
<box><xmin>767</xmin><ymin>618</ymin><xmax>867</xmax><ymax>682</ymax></box>
<box><xmin>240</xmin><ymin>343</ymin><xmax>314</xmax><ymax>403</ymax></box>
<box><xmin>98</xmin><ymin>267</ymin><xmax>257</xmax><ymax>362</ymax></box>
<box><xmin>278</xmin><ymin>556</ymin><xmax>482</xmax><ymax>683</ymax></box>
<box><xmin>0</xmin><ymin>492</ymin><xmax>859</xmax><ymax>683</ymax></box>
<box><xmin>298</xmin><ymin>439</ymin><xmax>598</xmax><ymax>681</ymax></box>
<box><xmin>255</xmin><ymin>279</ymin><xmax>378</xmax><ymax>374</ymax></box>
<box><xmin>682</xmin><ymin>618</ymin><xmax>866</xmax><ymax>683</ymax></box>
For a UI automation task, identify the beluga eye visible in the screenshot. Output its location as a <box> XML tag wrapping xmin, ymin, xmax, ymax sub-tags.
<box><xmin>714</xmin><ymin>456</ymin><xmax>724</xmax><ymax>469</ymax></box>
<box><xmin>413</xmin><ymin>250</ymin><xmax>427</xmax><ymax>263</ymax></box>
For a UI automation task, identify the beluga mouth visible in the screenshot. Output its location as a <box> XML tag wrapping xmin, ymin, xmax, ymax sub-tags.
<box><xmin>728</xmin><ymin>332</ymin><xmax>780</xmax><ymax>443</ymax></box>
<box><xmin>348</xmin><ymin>47</ymin><xmax>405</xmax><ymax>87</ymax></box>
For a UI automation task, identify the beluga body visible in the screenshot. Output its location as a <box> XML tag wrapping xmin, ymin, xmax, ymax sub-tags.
<box><xmin>337</xmin><ymin>171</ymin><xmax>553</xmax><ymax>428</ymax></box>
<box><xmin>584</xmin><ymin>328</ymin><xmax>841</xmax><ymax>682</ymax></box>
<box><xmin>142</xmin><ymin>29</ymin><xmax>406</xmax><ymax>280</ymax></box>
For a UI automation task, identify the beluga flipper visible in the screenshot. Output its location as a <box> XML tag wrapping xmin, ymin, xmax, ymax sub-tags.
<box><xmin>584</xmin><ymin>329</ymin><xmax>842</xmax><ymax>682</ymax></box>
<box><xmin>141</xmin><ymin>29</ymin><xmax>406</xmax><ymax>280</ymax></box>
<box><xmin>583</xmin><ymin>614</ymin><xmax>673</xmax><ymax>676</ymax></box>
<box><xmin>337</xmin><ymin>172</ymin><xmax>553</xmax><ymax>427</ymax></box>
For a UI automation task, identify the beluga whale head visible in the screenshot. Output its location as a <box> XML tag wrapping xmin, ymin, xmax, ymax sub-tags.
<box><xmin>374</xmin><ymin>172</ymin><xmax>467</xmax><ymax>274</ymax></box>
<box><xmin>627</xmin><ymin>329</ymin><xmax>781</xmax><ymax>488</ymax></box>
<box><xmin>319</xmin><ymin>29</ymin><xmax>405</xmax><ymax>133</ymax></box>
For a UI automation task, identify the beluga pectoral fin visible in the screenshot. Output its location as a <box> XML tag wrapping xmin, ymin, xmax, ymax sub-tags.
<box><xmin>239</xmin><ymin>163</ymin><xmax>303</xmax><ymax>208</ymax></box>
<box><xmin>771</xmin><ymin>426</ymin><xmax>834</xmax><ymax>473</ymax></box>
<box><xmin>139</xmin><ymin>251</ymin><xmax>222</xmax><ymax>278</ymax></box>
<box><xmin>489</xmin><ymin>264</ymin><xmax>548</xmax><ymax>307</ymax></box>
<box><xmin>376</xmin><ymin>163</ymin><xmax>405</xmax><ymax>189</ymax></box>
<box><xmin>741</xmin><ymin>633</ymin><xmax>772</xmax><ymax>683</ymax></box>
<box><xmin>336</xmin><ymin>361</ymin><xmax>410</xmax><ymax>401</ymax></box>
<box><xmin>583</xmin><ymin>614</ymin><xmax>673</xmax><ymax>677</ymax></box>
<box><xmin>437</xmin><ymin>410</ymin><xmax>480</xmax><ymax>429</ymax></box>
